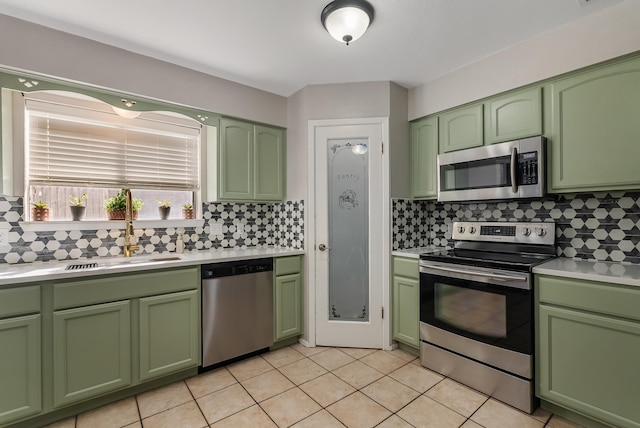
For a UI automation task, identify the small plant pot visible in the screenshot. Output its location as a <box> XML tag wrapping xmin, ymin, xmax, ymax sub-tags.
<box><xmin>107</xmin><ymin>210</ymin><xmax>138</xmax><ymax>220</ymax></box>
<box><xmin>32</xmin><ymin>207</ymin><xmax>49</xmax><ymax>221</ymax></box>
<box><xmin>182</xmin><ymin>208</ymin><xmax>195</xmax><ymax>219</ymax></box>
<box><xmin>70</xmin><ymin>205</ymin><xmax>86</xmax><ymax>221</ymax></box>
<box><xmin>158</xmin><ymin>206</ymin><xmax>171</xmax><ymax>220</ymax></box>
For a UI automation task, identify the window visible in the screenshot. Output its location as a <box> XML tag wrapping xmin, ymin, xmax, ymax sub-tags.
<box><xmin>24</xmin><ymin>92</ymin><xmax>201</xmax><ymax>221</ymax></box>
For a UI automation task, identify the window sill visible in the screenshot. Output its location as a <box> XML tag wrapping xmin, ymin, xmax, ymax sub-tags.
<box><xmin>20</xmin><ymin>218</ymin><xmax>205</xmax><ymax>232</ymax></box>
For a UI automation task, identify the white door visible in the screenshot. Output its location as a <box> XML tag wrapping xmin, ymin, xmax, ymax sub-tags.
<box><xmin>314</xmin><ymin>121</ymin><xmax>384</xmax><ymax>348</ymax></box>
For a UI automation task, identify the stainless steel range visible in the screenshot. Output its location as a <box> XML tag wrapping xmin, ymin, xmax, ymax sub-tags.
<box><xmin>419</xmin><ymin>221</ymin><xmax>555</xmax><ymax>413</ymax></box>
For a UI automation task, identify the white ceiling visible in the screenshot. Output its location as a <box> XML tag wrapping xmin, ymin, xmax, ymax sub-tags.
<box><xmin>0</xmin><ymin>0</ymin><xmax>624</xmax><ymax>97</ymax></box>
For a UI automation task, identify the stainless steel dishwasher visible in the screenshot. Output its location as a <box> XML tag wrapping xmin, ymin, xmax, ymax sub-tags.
<box><xmin>201</xmin><ymin>258</ymin><xmax>274</xmax><ymax>369</ymax></box>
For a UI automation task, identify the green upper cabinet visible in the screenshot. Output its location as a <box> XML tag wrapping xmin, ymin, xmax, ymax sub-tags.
<box><xmin>218</xmin><ymin>118</ymin><xmax>285</xmax><ymax>201</ymax></box>
<box><xmin>545</xmin><ymin>56</ymin><xmax>640</xmax><ymax>193</ymax></box>
<box><xmin>254</xmin><ymin>125</ymin><xmax>285</xmax><ymax>201</ymax></box>
<box><xmin>219</xmin><ymin>118</ymin><xmax>254</xmax><ymax>200</ymax></box>
<box><xmin>411</xmin><ymin>116</ymin><xmax>438</xmax><ymax>199</ymax></box>
<box><xmin>438</xmin><ymin>103</ymin><xmax>484</xmax><ymax>153</ymax></box>
<box><xmin>485</xmin><ymin>87</ymin><xmax>542</xmax><ymax>145</ymax></box>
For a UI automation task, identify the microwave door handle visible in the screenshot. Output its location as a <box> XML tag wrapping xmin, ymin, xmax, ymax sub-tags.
<box><xmin>511</xmin><ymin>147</ymin><xmax>518</xmax><ymax>193</ymax></box>
<box><xmin>421</xmin><ymin>264</ymin><xmax>528</xmax><ymax>282</ymax></box>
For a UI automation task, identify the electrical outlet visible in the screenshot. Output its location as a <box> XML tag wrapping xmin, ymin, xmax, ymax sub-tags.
<box><xmin>0</xmin><ymin>227</ymin><xmax>9</xmax><ymax>245</ymax></box>
<box><xmin>236</xmin><ymin>223</ymin><xmax>245</xmax><ymax>236</ymax></box>
<box><xmin>211</xmin><ymin>223</ymin><xmax>223</xmax><ymax>235</ymax></box>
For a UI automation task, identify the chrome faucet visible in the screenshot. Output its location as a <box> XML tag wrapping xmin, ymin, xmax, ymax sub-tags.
<box><xmin>123</xmin><ymin>189</ymin><xmax>139</xmax><ymax>257</ymax></box>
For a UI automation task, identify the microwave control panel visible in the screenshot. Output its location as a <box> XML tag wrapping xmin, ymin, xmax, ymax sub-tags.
<box><xmin>518</xmin><ymin>152</ymin><xmax>538</xmax><ymax>185</ymax></box>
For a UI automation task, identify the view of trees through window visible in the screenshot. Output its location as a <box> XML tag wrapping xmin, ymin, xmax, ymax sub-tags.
<box><xmin>30</xmin><ymin>186</ymin><xmax>194</xmax><ymax>221</ymax></box>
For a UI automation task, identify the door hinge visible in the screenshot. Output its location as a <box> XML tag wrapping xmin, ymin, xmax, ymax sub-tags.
<box><xmin>381</xmin><ymin>307</ymin><xmax>384</xmax><ymax>319</ymax></box>
<box><xmin>381</xmin><ymin>143</ymin><xmax>384</xmax><ymax>154</ymax></box>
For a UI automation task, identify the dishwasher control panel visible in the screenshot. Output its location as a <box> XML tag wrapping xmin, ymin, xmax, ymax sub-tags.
<box><xmin>202</xmin><ymin>258</ymin><xmax>273</xmax><ymax>279</ymax></box>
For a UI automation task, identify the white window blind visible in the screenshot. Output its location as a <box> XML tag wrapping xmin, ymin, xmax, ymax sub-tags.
<box><xmin>25</xmin><ymin>97</ymin><xmax>200</xmax><ymax>191</ymax></box>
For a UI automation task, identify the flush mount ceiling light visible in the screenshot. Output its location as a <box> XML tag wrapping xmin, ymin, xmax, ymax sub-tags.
<box><xmin>321</xmin><ymin>0</ymin><xmax>374</xmax><ymax>46</ymax></box>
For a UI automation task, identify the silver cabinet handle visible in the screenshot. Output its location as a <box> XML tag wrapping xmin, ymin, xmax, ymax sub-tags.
<box><xmin>318</xmin><ymin>244</ymin><xmax>331</xmax><ymax>251</ymax></box>
<box><xmin>511</xmin><ymin>147</ymin><xmax>518</xmax><ymax>193</ymax></box>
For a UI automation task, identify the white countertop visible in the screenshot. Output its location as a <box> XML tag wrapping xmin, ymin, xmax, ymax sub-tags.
<box><xmin>391</xmin><ymin>246</ymin><xmax>448</xmax><ymax>259</ymax></box>
<box><xmin>533</xmin><ymin>258</ymin><xmax>640</xmax><ymax>288</ymax></box>
<box><xmin>0</xmin><ymin>247</ymin><xmax>305</xmax><ymax>287</ymax></box>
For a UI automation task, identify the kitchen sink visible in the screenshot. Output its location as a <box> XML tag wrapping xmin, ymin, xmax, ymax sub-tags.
<box><xmin>65</xmin><ymin>255</ymin><xmax>183</xmax><ymax>271</ymax></box>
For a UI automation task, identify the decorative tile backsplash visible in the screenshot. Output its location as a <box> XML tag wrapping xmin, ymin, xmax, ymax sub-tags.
<box><xmin>393</xmin><ymin>192</ymin><xmax>640</xmax><ymax>264</ymax></box>
<box><xmin>0</xmin><ymin>197</ymin><xmax>304</xmax><ymax>265</ymax></box>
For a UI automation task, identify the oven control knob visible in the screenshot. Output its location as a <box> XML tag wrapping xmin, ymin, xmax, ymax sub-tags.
<box><xmin>468</xmin><ymin>226</ymin><xmax>476</xmax><ymax>234</ymax></box>
<box><xmin>458</xmin><ymin>226</ymin><xmax>465</xmax><ymax>234</ymax></box>
<box><xmin>535</xmin><ymin>228</ymin><xmax>546</xmax><ymax>237</ymax></box>
<box><xmin>521</xmin><ymin>227</ymin><xmax>531</xmax><ymax>236</ymax></box>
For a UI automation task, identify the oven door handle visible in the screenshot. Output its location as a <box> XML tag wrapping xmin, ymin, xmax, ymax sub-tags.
<box><xmin>420</xmin><ymin>264</ymin><xmax>528</xmax><ymax>283</ymax></box>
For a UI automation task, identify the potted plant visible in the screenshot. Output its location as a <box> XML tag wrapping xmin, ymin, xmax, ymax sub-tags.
<box><xmin>182</xmin><ymin>203</ymin><xmax>195</xmax><ymax>219</ymax></box>
<box><xmin>31</xmin><ymin>201</ymin><xmax>50</xmax><ymax>221</ymax></box>
<box><xmin>104</xmin><ymin>189</ymin><xmax>143</xmax><ymax>220</ymax></box>
<box><xmin>155</xmin><ymin>198</ymin><xmax>171</xmax><ymax>220</ymax></box>
<box><xmin>69</xmin><ymin>193</ymin><xmax>88</xmax><ymax>221</ymax></box>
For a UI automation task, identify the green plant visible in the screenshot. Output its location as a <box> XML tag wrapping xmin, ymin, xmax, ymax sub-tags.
<box><xmin>182</xmin><ymin>203</ymin><xmax>193</xmax><ymax>210</ymax></box>
<box><xmin>155</xmin><ymin>198</ymin><xmax>172</xmax><ymax>208</ymax></box>
<box><xmin>31</xmin><ymin>201</ymin><xmax>48</xmax><ymax>209</ymax></box>
<box><xmin>69</xmin><ymin>193</ymin><xmax>88</xmax><ymax>206</ymax></box>
<box><xmin>104</xmin><ymin>189</ymin><xmax>143</xmax><ymax>212</ymax></box>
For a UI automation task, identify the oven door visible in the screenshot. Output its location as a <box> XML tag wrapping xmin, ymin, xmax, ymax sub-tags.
<box><xmin>419</xmin><ymin>262</ymin><xmax>532</xmax><ymax>355</ymax></box>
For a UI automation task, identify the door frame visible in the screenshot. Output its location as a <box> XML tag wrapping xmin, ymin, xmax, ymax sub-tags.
<box><xmin>304</xmin><ymin>118</ymin><xmax>392</xmax><ymax>350</ymax></box>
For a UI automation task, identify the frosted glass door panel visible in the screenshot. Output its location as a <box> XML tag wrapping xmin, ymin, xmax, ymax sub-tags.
<box><xmin>328</xmin><ymin>139</ymin><xmax>369</xmax><ymax>322</ymax></box>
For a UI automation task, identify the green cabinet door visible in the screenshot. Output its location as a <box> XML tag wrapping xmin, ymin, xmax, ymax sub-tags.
<box><xmin>485</xmin><ymin>87</ymin><xmax>542</xmax><ymax>144</ymax></box>
<box><xmin>392</xmin><ymin>276</ymin><xmax>419</xmax><ymax>347</ymax></box>
<box><xmin>392</xmin><ymin>257</ymin><xmax>419</xmax><ymax>348</ymax></box>
<box><xmin>254</xmin><ymin>125</ymin><xmax>285</xmax><ymax>201</ymax></box>
<box><xmin>411</xmin><ymin>116</ymin><xmax>438</xmax><ymax>199</ymax></box>
<box><xmin>439</xmin><ymin>104</ymin><xmax>484</xmax><ymax>153</ymax></box>
<box><xmin>538</xmin><ymin>304</ymin><xmax>640</xmax><ymax>428</ymax></box>
<box><xmin>139</xmin><ymin>290</ymin><xmax>199</xmax><ymax>382</ymax></box>
<box><xmin>545</xmin><ymin>57</ymin><xmax>640</xmax><ymax>192</ymax></box>
<box><xmin>218</xmin><ymin>118</ymin><xmax>254</xmax><ymax>200</ymax></box>
<box><xmin>274</xmin><ymin>272</ymin><xmax>303</xmax><ymax>341</ymax></box>
<box><xmin>53</xmin><ymin>300</ymin><xmax>131</xmax><ymax>408</ymax></box>
<box><xmin>0</xmin><ymin>314</ymin><xmax>41</xmax><ymax>425</ymax></box>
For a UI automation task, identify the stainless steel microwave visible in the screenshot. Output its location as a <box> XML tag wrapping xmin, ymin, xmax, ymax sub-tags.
<box><xmin>437</xmin><ymin>136</ymin><xmax>546</xmax><ymax>202</ymax></box>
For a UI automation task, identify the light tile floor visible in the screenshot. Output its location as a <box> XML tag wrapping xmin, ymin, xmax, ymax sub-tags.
<box><xmin>45</xmin><ymin>345</ymin><xmax>586</xmax><ymax>428</ymax></box>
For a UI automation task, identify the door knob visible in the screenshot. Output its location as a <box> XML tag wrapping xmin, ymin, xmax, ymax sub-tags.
<box><xmin>318</xmin><ymin>243</ymin><xmax>331</xmax><ymax>251</ymax></box>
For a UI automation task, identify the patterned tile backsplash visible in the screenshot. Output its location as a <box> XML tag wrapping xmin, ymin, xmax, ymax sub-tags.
<box><xmin>393</xmin><ymin>192</ymin><xmax>640</xmax><ymax>265</ymax></box>
<box><xmin>0</xmin><ymin>197</ymin><xmax>304</xmax><ymax>264</ymax></box>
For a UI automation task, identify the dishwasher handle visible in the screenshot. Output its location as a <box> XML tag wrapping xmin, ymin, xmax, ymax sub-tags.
<box><xmin>202</xmin><ymin>258</ymin><xmax>273</xmax><ymax>279</ymax></box>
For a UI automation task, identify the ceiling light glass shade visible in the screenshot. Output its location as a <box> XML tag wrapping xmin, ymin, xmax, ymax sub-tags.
<box><xmin>321</xmin><ymin>0</ymin><xmax>374</xmax><ymax>45</ymax></box>
<box><xmin>112</xmin><ymin>106</ymin><xmax>141</xmax><ymax>119</ymax></box>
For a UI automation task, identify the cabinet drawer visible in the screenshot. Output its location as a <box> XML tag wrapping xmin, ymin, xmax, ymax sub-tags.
<box><xmin>54</xmin><ymin>267</ymin><xmax>199</xmax><ymax>310</ymax></box>
<box><xmin>0</xmin><ymin>286</ymin><xmax>40</xmax><ymax>318</ymax></box>
<box><xmin>537</xmin><ymin>275</ymin><xmax>640</xmax><ymax>322</ymax></box>
<box><xmin>275</xmin><ymin>256</ymin><xmax>302</xmax><ymax>276</ymax></box>
<box><xmin>393</xmin><ymin>257</ymin><xmax>419</xmax><ymax>279</ymax></box>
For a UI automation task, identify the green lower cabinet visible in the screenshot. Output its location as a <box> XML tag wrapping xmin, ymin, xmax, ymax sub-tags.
<box><xmin>537</xmin><ymin>275</ymin><xmax>640</xmax><ymax>428</ymax></box>
<box><xmin>139</xmin><ymin>290</ymin><xmax>199</xmax><ymax>382</ymax></box>
<box><xmin>274</xmin><ymin>256</ymin><xmax>303</xmax><ymax>342</ymax></box>
<box><xmin>545</xmin><ymin>56</ymin><xmax>640</xmax><ymax>192</ymax></box>
<box><xmin>53</xmin><ymin>300</ymin><xmax>131</xmax><ymax>408</ymax></box>
<box><xmin>274</xmin><ymin>273</ymin><xmax>303</xmax><ymax>341</ymax></box>
<box><xmin>0</xmin><ymin>314</ymin><xmax>41</xmax><ymax>425</ymax></box>
<box><xmin>392</xmin><ymin>257</ymin><xmax>419</xmax><ymax>348</ymax></box>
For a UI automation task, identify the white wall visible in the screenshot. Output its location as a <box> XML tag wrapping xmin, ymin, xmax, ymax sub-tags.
<box><xmin>408</xmin><ymin>0</ymin><xmax>640</xmax><ymax>120</ymax></box>
<box><xmin>0</xmin><ymin>14</ymin><xmax>287</xmax><ymax>126</ymax></box>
